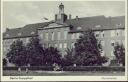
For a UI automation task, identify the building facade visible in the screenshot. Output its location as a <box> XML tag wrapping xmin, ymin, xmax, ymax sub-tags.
<box><xmin>3</xmin><ymin>3</ymin><xmax>125</xmax><ymax>66</ymax></box>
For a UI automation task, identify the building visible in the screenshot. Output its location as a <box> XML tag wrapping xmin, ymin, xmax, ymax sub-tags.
<box><xmin>3</xmin><ymin>3</ymin><xmax>125</xmax><ymax>66</ymax></box>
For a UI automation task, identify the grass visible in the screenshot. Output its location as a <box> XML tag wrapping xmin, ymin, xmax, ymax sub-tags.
<box><xmin>3</xmin><ymin>70</ymin><xmax>125</xmax><ymax>76</ymax></box>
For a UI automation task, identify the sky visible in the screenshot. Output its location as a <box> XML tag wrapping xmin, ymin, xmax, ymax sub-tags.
<box><xmin>3</xmin><ymin>1</ymin><xmax>125</xmax><ymax>31</ymax></box>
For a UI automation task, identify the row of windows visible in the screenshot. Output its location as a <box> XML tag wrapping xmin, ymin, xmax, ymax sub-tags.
<box><xmin>45</xmin><ymin>39</ymin><xmax>125</xmax><ymax>50</ymax></box>
<box><xmin>100</xmin><ymin>40</ymin><xmax>125</xmax><ymax>47</ymax></box>
<box><xmin>111</xmin><ymin>40</ymin><xmax>125</xmax><ymax>46</ymax></box>
<box><xmin>42</xmin><ymin>31</ymin><xmax>68</xmax><ymax>41</ymax></box>
<box><xmin>41</xmin><ymin>31</ymin><xmax>81</xmax><ymax>41</ymax></box>
<box><xmin>95</xmin><ymin>30</ymin><xmax>124</xmax><ymax>38</ymax></box>
<box><xmin>3</xmin><ymin>38</ymin><xmax>30</xmax><ymax>46</ymax></box>
<box><xmin>47</xmin><ymin>42</ymin><xmax>75</xmax><ymax>49</ymax></box>
<box><xmin>71</xmin><ymin>33</ymin><xmax>81</xmax><ymax>39</ymax></box>
<box><xmin>5</xmin><ymin>32</ymin><xmax>35</xmax><ymax>37</ymax></box>
<box><xmin>100</xmin><ymin>51</ymin><xmax>115</xmax><ymax>57</ymax></box>
<box><xmin>111</xmin><ymin>30</ymin><xmax>125</xmax><ymax>37</ymax></box>
<box><xmin>42</xmin><ymin>29</ymin><xmax>125</xmax><ymax>41</ymax></box>
<box><xmin>47</xmin><ymin>42</ymin><xmax>119</xmax><ymax>57</ymax></box>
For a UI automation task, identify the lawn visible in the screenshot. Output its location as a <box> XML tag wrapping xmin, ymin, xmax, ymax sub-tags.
<box><xmin>3</xmin><ymin>70</ymin><xmax>125</xmax><ymax>76</ymax></box>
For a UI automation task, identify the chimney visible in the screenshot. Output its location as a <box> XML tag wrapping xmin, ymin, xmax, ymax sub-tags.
<box><xmin>69</xmin><ymin>14</ymin><xmax>71</xmax><ymax>20</ymax></box>
<box><xmin>6</xmin><ymin>28</ymin><xmax>10</xmax><ymax>31</ymax></box>
<box><xmin>55</xmin><ymin>14</ymin><xmax>57</xmax><ymax>21</ymax></box>
<box><xmin>76</xmin><ymin>16</ymin><xmax>79</xmax><ymax>20</ymax></box>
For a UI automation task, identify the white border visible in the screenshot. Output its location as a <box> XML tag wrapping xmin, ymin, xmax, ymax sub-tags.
<box><xmin>1</xmin><ymin>0</ymin><xmax>128</xmax><ymax>81</ymax></box>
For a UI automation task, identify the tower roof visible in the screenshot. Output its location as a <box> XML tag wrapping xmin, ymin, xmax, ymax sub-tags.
<box><xmin>59</xmin><ymin>3</ymin><xmax>64</xmax><ymax>8</ymax></box>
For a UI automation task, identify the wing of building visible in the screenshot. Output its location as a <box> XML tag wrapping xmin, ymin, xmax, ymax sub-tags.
<box><xmin>3</xmin><ymin>3</ymin><xmax>125</xmax><ymax>66</ymax></box>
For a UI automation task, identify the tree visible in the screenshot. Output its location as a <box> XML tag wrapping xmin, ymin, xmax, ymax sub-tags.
<box><xmin>3</xmin><ymin>58</ymin><xmax>7</xmax><ymax>66</ymax></box>
<box><xmin>114</xmin><ymin>43</ymin><xmax>125</xmax><ymax>66</ymax></box>
<box><xmin>74</xmin><ymin>30</ymin><xmax>108</xmax><ymax>66</ymax></box>
<box><xmin>63</xmin><ymin>48</ymin><xmax>75</xmax><ymax>66</ymax></box>
<box><xmin>6</xmin><ymin>39</ymin><xmax>27</xmax><ymax>66</ymax></box>
<box><xmin>44</xmin><ymin>47</ymin><xmax>62</xmax><ymax>66</ymax></box>
<box><xmin>26</xmin><ymin>37</ymin><xmax>45</xmax><ymax>66</ymax></box>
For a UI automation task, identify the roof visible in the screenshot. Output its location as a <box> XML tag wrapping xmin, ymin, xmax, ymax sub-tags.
<box><xmin>65</xmin><ymin>15</ymin><xmax>125</xmax><ymax>32</ymax></box>
<box><xmin>3</xmin><ymin>15</ymin><xmax>125</xmax><ymax>39</ymax></box>
<box><xmin>3</xmin><ymin>22</ymin><xmax>51</xmax><ymax>39</ymax></box>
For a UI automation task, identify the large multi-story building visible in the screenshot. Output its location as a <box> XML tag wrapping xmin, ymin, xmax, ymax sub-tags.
<box><xmin>3</xmin><ymin>3</ymin><xmax>125</xmax><ymax>66</ymax></box>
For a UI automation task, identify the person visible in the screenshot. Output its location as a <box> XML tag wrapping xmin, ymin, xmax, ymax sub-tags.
<box><xmin>18</xmin><ymin>67</ymin><xmax>21</xmax><ymax>73</ymax></box>
<box><xmin>53</xmin><ymin>63</ymin><xmax>56</xmax><ymax>71</ymax></box>
<box><xmin>26</xmin><ymin>63</ymin><xmax>30</xmax><ymax>73</ymax></box>
<box><xmin>26</xmin><ymin>67</ymin><xmax>28</xmax><ymax>73</ymax></box>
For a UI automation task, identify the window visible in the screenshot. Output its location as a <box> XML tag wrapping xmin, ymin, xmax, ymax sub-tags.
<box><xmin>71</xmin><ymin>33</ymin><xmax>75</xmax><ymax>39</ymax></box>
<box><xmin>101</xmin><ymin>51</ymin><xmax>105</xmax><ymax>56</ymax></box>
<box><xmin>100</xmin><ymin>40</ymin><xmax>105</xmax><ymax>46</ymax></box>
<box><xmin>48</xmin><ymin>43</ymin><xmax>51</xmax><ymax>47</ymax></box>
<box><xmin>116</xmin><ymin>30</ymin><xmax>120</xmax><ymax>36</ymax></box>
<box><xmin>57</xmin><ymin>31</ymin><xmax>61</xmax><ymax>40</ymax></box>
<box><xmin>59</xmin><ymin>43</ymin><xmax>63</xmax><ymax>49</ymax></box>
<box><xmin>76</xmin><ymin>33</ymin><xmax>80</xmax><ymax>39</ymax></box>
<box><xmin>111</xmin><ymin>30</ymin><xmax>115</xmax><ymax>37</ymax></box>
<box><xmin>51</xmin><ymin>32</ymin><xmax>54</xmax><ymax>40</ymax></box>
<box><xmin>111</xmin><ymin>40</ymin><xmax>115</xmax><ymax>46</ymax></box>
<box><xmin>71</xmin><ymin>42</ymin><xmax>75</xmax><ymax>48</ymax></box>
<box><xmin>95</xmin><ymin>25</ymin><xmax>101</xmax><ymax>28</ymax></box>
<box><xmin>55</xmin><ymin>44</ymin><xmax>58</xmax><ymax>48</ymax></box>
<box><xmin>31</xmin><ymin>31</ymin><xmax>35</xmax><ymax>34</ymax></box>
<box><xmin>95</xmin><ymin>31</ymin><xmax>100</xmax><ymax>37</ymax></box>
<box><xmin>101</xmin><ymin>31</ymin><xmax>104</xmax><ymax>38</ymax></box>
<box><xmin>45</xmin><ymin>32</ymin><xmax>48</xmax><ymax>41</ymax></box>
<box><xmin>122</xmin><ymin>40</ymin><xmax>125</xmax><ymax>46</ymax></box>
<box><xmin>116</xmin><ymin>40</ymin><xmax>121</xmax><ymax>44</ymax></box>
<box><xmin>64</xmin><ymin>31</ymin><xmax>68</xmax><ymax>40</ymax></box>
<box><xmin>40</xmin><ymin>33</ymin><xmax>43</xmax><ymax>39</ymax></box>
<box><xmin>77</xmin><ymin>27</ymin><xmax>82</xmax><ymax>30</ymax></box>
<box><xmin>111</xmin><ymin>51</ymin><xmax>114</xmax><ymax>56</ymax></box>
<box><xmin>3</xmin><ymin>47</ymin><xmax>6</xmax><ymax>52</ymax></box>
<box><xmin>26</xmin><ymin>38</ymin><xmax>29</xmax><ymax>43</ymax></box>
<box><xmin>18</xmin><ymin>33</ymin><xmax>21</xmax><ymax>36</ymax></box>
<box><xmin>116</xmin><ymin>23</ymin><xmax>121</xmax><ymax>27</ymax></box>
<box><xmin>122</xmin><ymin>30</ymin><xmax>125</xmax><ymax>36</ymax></box>
<box><xmin>64</xmin><ymin>43</ymin><xmax>67</xmax><ymax>48</ymax></box>
<box><xmin>6</xmin><ymin>34</ymin><xmax>9</xmax><ymax>37</ymax></box>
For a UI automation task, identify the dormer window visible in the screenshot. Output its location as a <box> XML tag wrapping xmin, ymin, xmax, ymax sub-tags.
<box><xmin>95</xmin><ymin>25</ymin><xmax>101</xmax><ymax>28</ymax></box>
<box><xmin>31</xmin><ymin>31</ymin><xmax>35</xmax><ymax>34</ymax></box>
<box><xmin>18</xmin><ymin>33</ymin><xmax>21</xmax><ymax>36</ymax></box>
<box><xmin>77</xmin><ymin>27</ymin><xmax>82</xmax><ymax>30</ymax></box>
<box><xmin>116</xmin><ymin>23</ymin><xmax>121</xmax><ymax>27</ymax></box>
<box><xmin>6</xmin><ymin>34</ymin><xmax>9</xmax><ymax>37</ymax></box>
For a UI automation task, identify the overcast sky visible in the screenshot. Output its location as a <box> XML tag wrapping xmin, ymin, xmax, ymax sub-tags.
<box><xmin>3</xmin><ymin>1</ymin><xmax>125</xmax><ymax>31</ymax></box>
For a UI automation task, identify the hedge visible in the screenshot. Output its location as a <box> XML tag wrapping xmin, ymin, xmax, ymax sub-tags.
<box><xmin>3</xmin><ymin>66</ymin><xmax>125</xmax><ymax>71</ymax></box>
<box><xmin>3</xmin><ymin>66</ymin><xmax>53</xmax><ymax>71</ymax></box>
<box><xmin>62</xmin><ymin>66</ymin><xmax>125</xmax><ymax>71</ymax></box>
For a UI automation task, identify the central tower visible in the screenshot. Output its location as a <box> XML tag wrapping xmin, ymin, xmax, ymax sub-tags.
<box><xmin>55</xmin><ymin>3</ymin><xmax>67</xmax><ymax>23</ymax></box>
<box><xmin>59</xmin><ymin>3</ymin><xmax>64</xmax><ymax>14</ymax></box>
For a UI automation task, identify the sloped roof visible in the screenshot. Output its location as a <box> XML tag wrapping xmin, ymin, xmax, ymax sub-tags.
<box><xmin>110</xmin><ymin>16</ymin><xmax>125</xmax><ymax>29</ymax></box>
<box><xmin>3</xmin><ymin>15</ymin><xmax>125</xmax><ymax>39</ymax></box>
<box><xmin>65</xmin><ymin>15</ymin><xmax>125</xmax><ymax>32</ymax></box>
<box><xmin>3</xmin><ymin>22</ymin><xmax>51</xmax><ymax>39</ymax></box>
